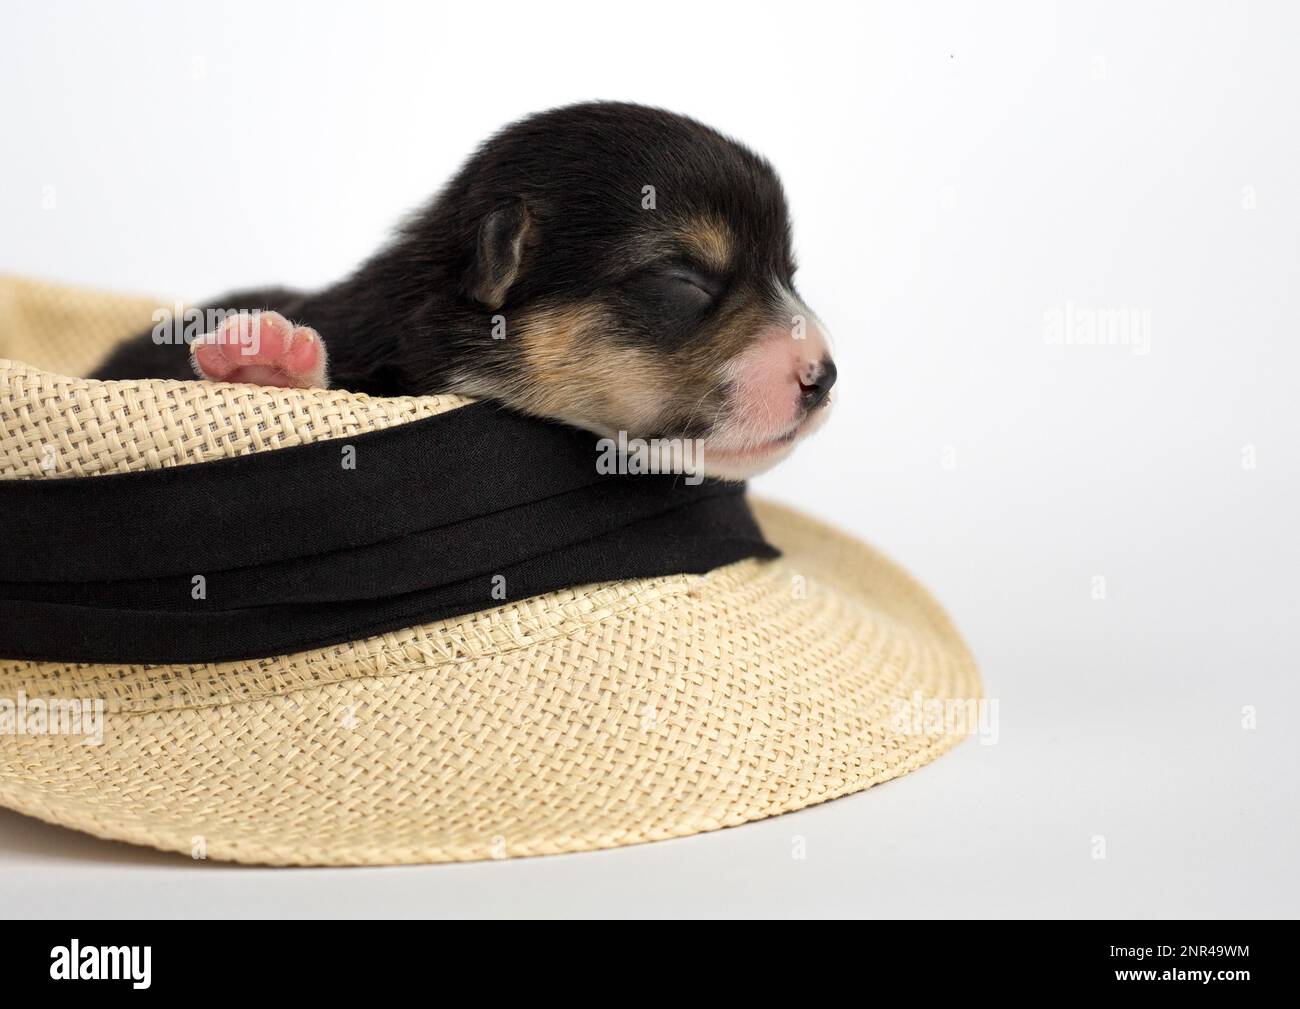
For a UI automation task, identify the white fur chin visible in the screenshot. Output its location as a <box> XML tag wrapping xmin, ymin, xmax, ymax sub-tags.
<box><xmin>699</xmin><ymin>399</ymin><xmax>832</xmax><ymax>482</ymax></box>
<box><xmin>699</xmin><ymin>444</ymin><xmax>796</xmax><ymax>482</ymax></box>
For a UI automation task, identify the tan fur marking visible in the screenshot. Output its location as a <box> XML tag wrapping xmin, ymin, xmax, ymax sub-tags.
<box><xmin>677</xmin><ymin>298</ymin><xmax>769</xmax><ymax>373</ymax></box>
<box><xmin>513</xmin><ymin>305</ymin><xmax>669</xmax><ymax>436</ymax></box>
<box><xmin>497</xmin><ymin>293</ymin><xmax>779</xmax><ymax>440</ymax></box>
<box><xmin>677</xmin><ymin>217</ymin><xmax>734</xmax><ymax>273</ymax></box>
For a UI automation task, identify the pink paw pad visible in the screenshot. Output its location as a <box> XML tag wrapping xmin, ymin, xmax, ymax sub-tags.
<box><xmin>191</xmin><ymin>311</ymin><xmax>327</xmax><ymax>389</ymax></box>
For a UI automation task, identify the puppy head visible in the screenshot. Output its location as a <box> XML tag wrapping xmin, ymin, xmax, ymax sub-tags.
<box><xmin>442</xmin><ymin>102</ymin><xmax>836</xmax><ymax>480</ymax></box>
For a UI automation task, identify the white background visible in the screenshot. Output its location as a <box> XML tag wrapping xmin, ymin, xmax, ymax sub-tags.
<box><xmin>2</xmin><ymin>0</ymin><xmax>1297</xmax><ymax>918</ymax></box>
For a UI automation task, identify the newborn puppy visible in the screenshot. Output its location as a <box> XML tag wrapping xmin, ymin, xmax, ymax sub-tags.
<box><xmin>92</xmin><ymin>102</ymin><xmax>836</xmax><ymax>480</ymax></box>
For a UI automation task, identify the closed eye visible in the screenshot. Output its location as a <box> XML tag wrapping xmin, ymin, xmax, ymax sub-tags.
<box><xmin>614</xmin><ymin>260</ymin><xmax>728</xmax><ymax>349</ymax></box>
<box><xmin>663</xmin><ymin>265</ymin><xmax>723</xmax><ymax>301</ymax></box>
<box><xmin>617</xmin><ymin>260</ymin><xmax>726</xmax><ymax>329</ymax></box>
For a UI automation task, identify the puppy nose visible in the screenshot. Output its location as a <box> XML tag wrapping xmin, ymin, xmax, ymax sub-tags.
<box><xmin>799</xmin><ymin>357</ymin><xmax>837</xmax><ymax>411</ymax></box>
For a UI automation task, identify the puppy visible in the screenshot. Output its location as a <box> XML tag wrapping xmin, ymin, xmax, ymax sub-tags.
<box><xmin>91</xmin><ymin>102</ymin><xmax>836</xmax><ymax>480</ymax></box>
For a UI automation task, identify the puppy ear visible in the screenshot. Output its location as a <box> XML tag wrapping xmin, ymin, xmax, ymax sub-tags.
<box><xmin>466</xmin><ymin>198</ymin><xmax>534</xmax><ymax>310</ymax></box>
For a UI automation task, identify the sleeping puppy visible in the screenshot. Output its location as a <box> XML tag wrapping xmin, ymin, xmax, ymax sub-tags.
<box><xmin>91</xmin><ymin>102</ymin><xmax>836</xmax><ymax>480</ymax></box>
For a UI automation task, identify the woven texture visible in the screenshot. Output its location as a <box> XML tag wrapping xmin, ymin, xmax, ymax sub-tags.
<box><xmin>0</xmin><ymin>275</ymin><xmax>469</xmax><ymax>478</ymax></box>
<box><xmin>0</xmin><ymin>277</ymin><xmax>980</xmax><ymax>865</ymax></box>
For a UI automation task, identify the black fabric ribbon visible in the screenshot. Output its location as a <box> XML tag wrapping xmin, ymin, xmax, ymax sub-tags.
<box><xmin>0</xmin><ymin>402</ymin><xmax>776</xmax><ymax>664</ymax></box>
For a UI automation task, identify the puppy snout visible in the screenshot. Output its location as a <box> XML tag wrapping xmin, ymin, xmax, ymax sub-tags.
<box><xmin>799</xmin><ymin>357</ymin><xmax>837</xmax><ymax>411</ymax></box>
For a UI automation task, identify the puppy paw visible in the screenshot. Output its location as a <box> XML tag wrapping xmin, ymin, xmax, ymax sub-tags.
<box><xmin>191</xmin><ymin>311</ymin><xmax>328</xmax><ymax>388</ymax></box>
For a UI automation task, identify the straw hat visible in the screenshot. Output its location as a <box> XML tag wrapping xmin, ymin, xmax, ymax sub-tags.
<box><xmin>0</xmin><ymin>276</ymin><xmax>979</xmax><ymax>866</ymax></box>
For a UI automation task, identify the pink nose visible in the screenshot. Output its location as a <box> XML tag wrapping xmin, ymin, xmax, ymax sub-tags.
<box><xmin>726</xmin><ymin>317</ymin><xmax>837</xmax><ymax>434</ymax></box>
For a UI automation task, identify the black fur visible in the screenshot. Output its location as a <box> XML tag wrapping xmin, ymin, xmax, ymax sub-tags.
<box><xmin>91</xmin><ymin>102</ymin><xmax>802</xmax><ymax>437</ymax></box>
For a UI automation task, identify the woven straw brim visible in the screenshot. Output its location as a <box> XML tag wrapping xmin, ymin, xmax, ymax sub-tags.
<box><xmin>0</xmin><ymin>277</ymin><xmax>980</xmax><ymax>866</ymax></box>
